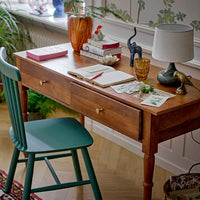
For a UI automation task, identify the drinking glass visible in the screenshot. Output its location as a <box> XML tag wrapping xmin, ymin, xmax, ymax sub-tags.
<box><xmin>134</xmin><ymin>58</ymin><xmax>150</xmax><ymax>81</ymax></box>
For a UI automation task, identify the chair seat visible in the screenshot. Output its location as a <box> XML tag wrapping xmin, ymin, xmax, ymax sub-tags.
<box><xmin>9</xmin><ymin>117</ymin><xmax>93</xmax><ymax>154</ymax></box>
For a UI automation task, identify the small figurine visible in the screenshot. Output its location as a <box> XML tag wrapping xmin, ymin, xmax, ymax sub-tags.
<box><xmin>94</xmin><ymin>25</ymin><xmax>105</xmax><ymax>41</ymax></box>
<box><xmin>127</xmin><ymin>27</ymin><xmax>142</xmax><ymax>67</ymax></box>
<box><xmin>173</xmin><ymin>70</ymin><xmax>200</xmax><ymax>94</ymax></box>
<box><xmin>28</xmin><ymin>0</ymin><xmax>48</xmax><ymax>15</ymax></box>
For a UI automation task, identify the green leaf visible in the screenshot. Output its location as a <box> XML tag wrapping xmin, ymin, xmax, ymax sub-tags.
<box><xmin>190</xmin><ymin>20</ymin><xmax>200</xmax><ymax>31</ymax></box>
<box><xmin>176</xmin><ymin>12</ymin><xmax>186</xmax><ymax>21</ymax></box>
<box><xmin>138</xmin><ymin>0</ymin><xmax>145</xmax><ymax>11</ymax></box>
<box><xmin>0</xmin><ymin>2</ymin><xmax>34</xmax><ymax>63</ymax></box>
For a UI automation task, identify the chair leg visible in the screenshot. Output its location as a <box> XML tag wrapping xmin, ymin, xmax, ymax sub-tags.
<box><xmin>81</xmin><ymin>148</ymin><xmax>102</xmax><ymax>200</ymax></box>
<box><xmin>22</xmin><ymin>154</ymin><xmax>35</xmax><ymax>200</ymax></box>
<box><xmin>4</xmin><ymin>147</ymin><xmax>20</xmax><ymax>193</ymax></box>
<box><xmin>71</xmin><ymin>149</ymin><xmax>82</xmax><ymax>181</ymax></box>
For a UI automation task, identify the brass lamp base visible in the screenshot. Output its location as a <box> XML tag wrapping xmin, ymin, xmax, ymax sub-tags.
<box><xmin>157</xmin><ymin>63</ymin><xmax>180</xmax><ymax>86</ymax></box>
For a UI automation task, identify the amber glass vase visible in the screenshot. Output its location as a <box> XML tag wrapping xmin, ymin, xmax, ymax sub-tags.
<box><xmin>68</xmin><ymin>15</ymin><xmax>93</xmax><ymax>52</ymax></box>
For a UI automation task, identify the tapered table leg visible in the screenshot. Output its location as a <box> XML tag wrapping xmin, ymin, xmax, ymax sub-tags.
<box><xmin>79</xmin><ymin>113</ymin><xmax>85</xmax><ymax>126</ymax></box>
<box><xmin>20</xmin><ymin>85</ymin><xmax>28</xmax><ymax>122</ymax></box>
<box><xmin>19</xmin><ymin>84</ymin><xmax>28</xmax><ymax>160</ymax></box>
<box><xmin>143</xmin><ymin>153</ymin><xmax>155</xmax><ymax>200</ymax></box>
<box><xmin>142</xmin><ymin>112</ymin><xmax>158</xmax><ymax>200</ymax></box>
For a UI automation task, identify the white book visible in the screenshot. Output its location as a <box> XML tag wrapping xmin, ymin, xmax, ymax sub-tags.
<box><xmin>82</xmin><ymin>43</ymin><xmax>122</xmax><ymax>57</ymax></box>
<box><xmin>68</xmin><ymin>64</ymin><xmax>135</xmax><ymax>87</ymax></box>
<box><xmin>80</xmin><ymin>50</ymin><xmax>121</xmax><ymax>63</ymax></box>
<box><xmin>80</xmin><ymin>50</ymin><xmax>103</xmax><ymax>62</ymax></box>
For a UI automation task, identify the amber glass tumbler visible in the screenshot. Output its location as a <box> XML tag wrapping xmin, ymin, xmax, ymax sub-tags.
<box><xmin>134</xmin><ymin>58</ymin><xmax>150</xmax><ymax>81</ymax></box>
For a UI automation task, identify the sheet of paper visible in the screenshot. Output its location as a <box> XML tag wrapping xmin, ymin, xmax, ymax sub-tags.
<box><xmin>68</xmin><ymin>64</ymin><xmax>115</xmax><ymax>79</ymax></box>
<box><xmin>112</xmin><ymin>82</ymin><xmax>176</xmax><ymax>107</ymax></box>
<box><xmin>111</xmin><ymin>81</ymin><xmax>148</xmax><ymax>94</ymax></box>
<box><xmin>84</xmin><ymin>64</ymin><xmax>111</xmax><ymax>73</ymax></box>
<box><xmin>153</xmin><ymin>89</ymin><xmax>176</xmax><ymax>98</ymax></box>
<box><xmin>134</xmin><ymin>89</ymin><xmax>176</xmax><ymax>100</ymax></box>
<box><xmin>141</xmin><ymin>95</ymin><xmax>169</xmax><ymax>107</ymax></box>
<box><xmin>92</xmin><ymin>71</ymin><xmax>134</xmax><ymax>87</ymax></box>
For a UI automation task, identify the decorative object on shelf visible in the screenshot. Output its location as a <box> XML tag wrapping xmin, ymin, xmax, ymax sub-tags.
<box><xmin>173</xmin><ymin>70</ymin><xmax>200</xmax><ymax>95</ymax></box>
<box><xmin>152</xmin><ymin>24</ymin><xmax>194</xmax><ymax>86</ymax></box>
<box><xmin>28</xmin><ymin>0</ymin><xmax>49</xmax><ymax>16</ymax></box>
<box><xmin>127</xmin><ymin>27</ymin><xmax>142</xmax><ymax>67</ymax></box>
<box><xmin>100</xmin><ymin>54</ymin><xmax>119</xmax><ymax>66</ymax></box>
<box><xmin>94</xmin><ymin>25</ymin><xmax>105</xmax><ymax>41</ymax></box>
<box><xmin>53</xmin><ymin>0</ymin><xmax>66</xmax><ymax>18</ymax></box>
<box><xmin>134</xmin><ymin>57</ymin><xmax>150</xmax><ymax>81</ymax></box>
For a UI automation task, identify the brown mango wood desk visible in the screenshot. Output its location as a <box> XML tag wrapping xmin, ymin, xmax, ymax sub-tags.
<box><xmin>14</xmin><ymin>43</ymin><xmax>200</xmax><ymax>200</ymax></box>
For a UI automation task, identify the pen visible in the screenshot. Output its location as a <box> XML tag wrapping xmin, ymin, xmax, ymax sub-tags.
<box><xmin>88</xmin><ymin>72</ymin><xmax>103</xmax><ymax>82</ymax></box>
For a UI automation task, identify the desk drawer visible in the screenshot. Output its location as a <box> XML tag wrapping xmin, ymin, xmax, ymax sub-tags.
<box><xmin>71</xmin><ymin>83</ymin><xmax>142</xmax><ymax>140</ymax></box>
<box><xmin>20</xmin><ymin>61</ymin><xmax>71</xmax><ymax>105</ymax></box>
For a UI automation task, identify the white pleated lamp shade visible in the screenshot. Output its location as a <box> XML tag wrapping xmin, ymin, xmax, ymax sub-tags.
<box><xmin>152</xmin><ymin>24</ymin><xmax>194</xmax><ymax>63</ymax></box>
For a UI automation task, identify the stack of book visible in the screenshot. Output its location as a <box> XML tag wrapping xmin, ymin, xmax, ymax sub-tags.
<box><xmin>80</xmin><ymin>36</ymin><xmax>122</xmax><ymax>62</ymax></box>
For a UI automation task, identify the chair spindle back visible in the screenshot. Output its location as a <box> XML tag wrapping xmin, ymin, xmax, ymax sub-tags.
<box><xmin>0</xmin><ymin>47</ymin><xmax>27</xmax><ymax>150</ymax></box>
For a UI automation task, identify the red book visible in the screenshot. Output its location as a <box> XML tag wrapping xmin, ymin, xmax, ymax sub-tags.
<box><xmin>87</xmin><ymin>36</ymin><xmax>120</xmax><ymax>50</ymax></box>
<box><xmin>26</xmin><ymin>44</ymin><xmax>68</xmax><ymax>61</ymax></box>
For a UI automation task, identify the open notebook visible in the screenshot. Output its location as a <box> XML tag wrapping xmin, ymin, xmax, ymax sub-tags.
<box><xmin>68</xmin><ymin>64</ymin><xmax>135</xmax><ymax>87</ymax></box>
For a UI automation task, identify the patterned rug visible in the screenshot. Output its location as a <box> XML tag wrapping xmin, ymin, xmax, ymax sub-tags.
<box><xmin>0</xmin><ymin>169</ymin><xmax>42</xmax><ymax>200</ymax></box>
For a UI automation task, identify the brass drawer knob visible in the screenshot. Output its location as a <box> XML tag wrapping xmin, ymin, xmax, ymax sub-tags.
<box><xmin>96</xmin><ymin>108</ymin><xmax>104</xmax><ymax>114</ymax></box>
<box><xmin>40</xmin><ymin>80</ymin><xmax>47</xmax><ymax>86</ymax></box>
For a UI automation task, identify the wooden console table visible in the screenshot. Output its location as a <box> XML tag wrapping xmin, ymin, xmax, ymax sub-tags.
<box><xmin>14</xmin><ymin>43</ymin><xmax>200</xmax><ymax>200</ymax></box>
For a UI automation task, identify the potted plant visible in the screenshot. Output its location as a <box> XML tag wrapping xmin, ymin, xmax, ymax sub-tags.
<box><xmin>27</xmin><ymin>89</ymin><xmax>77</xmax><ymax>120</ymax></box>
<box><xmin>0</xmin><ymin>1</ymin><xmax>34</xmax><ymax>102</ymax></box>
<box><xmin>0</xmin><ymin>1</ymin><xmax>33</xmax><ymax>63</ymax></box>
<box><xmin>64</xmin><ymin>0</ymin><xmax>133</xmax><ymax>51</ymax></box>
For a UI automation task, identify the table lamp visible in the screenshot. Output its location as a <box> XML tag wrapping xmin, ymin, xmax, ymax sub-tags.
<box><xmin>152</xmin><ymin>24</ymin><xmax>194</xmax><ymax>86</ymax></box>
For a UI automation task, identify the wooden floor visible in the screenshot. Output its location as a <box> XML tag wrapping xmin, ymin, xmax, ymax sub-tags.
<box><xmin>0</xmin><ymin>102</ymin><xmax>173</xmax><ymax>200</ymax></box>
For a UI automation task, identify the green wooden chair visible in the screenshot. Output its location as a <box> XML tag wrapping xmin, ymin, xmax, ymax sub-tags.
<box><xmin>0</xmin><ymin>47</ymin><xmax>102</xmax><ymax>200</ymax></box>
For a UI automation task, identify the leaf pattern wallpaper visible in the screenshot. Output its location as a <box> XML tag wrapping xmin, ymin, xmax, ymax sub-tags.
<box><xmin>105</xmin><ymin>0</ymin><xmax>200</xmax><ymax>32</ymax></box>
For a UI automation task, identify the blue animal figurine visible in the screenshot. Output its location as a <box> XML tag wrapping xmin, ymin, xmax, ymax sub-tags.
<box><xmin>127</xmin><ymin>27</ymin><xmax>142</xmax><ymax>67</ymax></box>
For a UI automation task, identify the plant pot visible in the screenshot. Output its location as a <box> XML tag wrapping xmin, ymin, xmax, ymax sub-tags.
<box><xmin>28</xmin><ymin>112</ymin><xmax>45</xmax><ymax>121</ymax></box>
<box><xmin>68</xmin><ymin>15</ymin><xmax>93</xmax><ymax>52</ymax></box>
